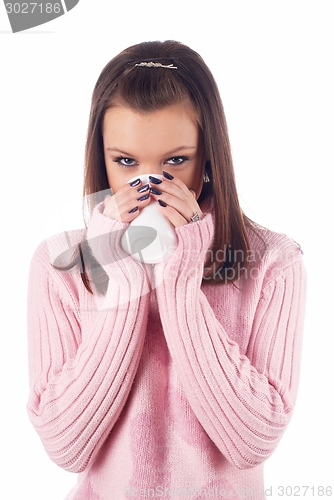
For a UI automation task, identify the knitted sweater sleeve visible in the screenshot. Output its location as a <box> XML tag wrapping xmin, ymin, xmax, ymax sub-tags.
<box><xmin>26</xmin><ymin>203</ymin><xmax>150</xmax><ymax>473</ymax></box>
<box><xmin>154</xmin><ymin>213</ymin><xmax>306</xmax><ymax>470</ymax></box>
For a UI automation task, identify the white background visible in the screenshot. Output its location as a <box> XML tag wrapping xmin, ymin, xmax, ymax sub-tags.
<box><xmin>1</xmin><ymin>1</ymin><xmax>333</xmax><ymax>499</ymax></box>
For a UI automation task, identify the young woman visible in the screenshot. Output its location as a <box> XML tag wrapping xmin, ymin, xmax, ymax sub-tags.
<box><xmin>27</xmin><ymin>40</ymin><xmax>306</xmax><ymax>500</ymax></box>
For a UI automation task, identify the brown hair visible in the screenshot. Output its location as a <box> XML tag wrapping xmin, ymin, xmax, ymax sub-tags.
<box><xmin>54</xmin><ymin>40</ymin><xmax>258</xmax><ymax>294</ymax></box>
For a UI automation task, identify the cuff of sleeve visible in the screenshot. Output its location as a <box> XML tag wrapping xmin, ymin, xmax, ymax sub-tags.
<box><xmin>161</xmin><ymin>212</ymin><xmax>214</xmax><ymax>272</ymax></box>
<box><xmin>86</xmin><ymin>202</ymin><xmax>130</xmax><ymax>268</ymax></box>
<box><xmin>178</xmin><ymin>211</ymin><xmax>214</xmax><ymax>254</ymax></box>
<box><xmin>86</xmin><ymin>202</ymin><xmax>129</xmax><ymax>239</ymax></box>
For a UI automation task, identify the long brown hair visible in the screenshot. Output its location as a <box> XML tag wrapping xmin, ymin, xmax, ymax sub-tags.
<box><xmin>54</xmin><ymin>40</ymin><xmax>257</xmax><ymax>294</ymax></box>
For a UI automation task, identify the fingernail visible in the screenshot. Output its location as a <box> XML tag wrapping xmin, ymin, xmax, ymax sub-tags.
<box><xmin>137</xmin><ymin>193</ymin><xmax>149</xmax><ymax>201</ymax></box>
<box><xmin>137</xmin><ymin>183</ymin><xmax>149</xmax><ymax>193</ymax></box>
<box><xmin>129</xmin><ymin>206</ymin><xmax>138</xmax><ymax>214</ymax></box>
<box><xmin>163</xmin><ymin>171</ymin><xmax>174</xmax><ymax>180</ymax></box>
<box><xmin>130</xmin><ymin>178</ymin><xmax>141</xmax><ymax>187</ymax></box>
<box><xmin>150</xmin><ymin>187</ymin><xmax>162</xmax><ymax>195</ymax></box>
<box><xmin>149</xmin><ymin>175</ymin><xmax>162</xmax><ymax>184</ymax></box>
<box><xmin>157</xmin><ymin>199</ymin><xmax>167</xmax><ymax>207</ymax></box>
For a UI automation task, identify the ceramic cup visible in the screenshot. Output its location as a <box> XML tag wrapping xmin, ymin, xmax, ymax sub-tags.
<box><xmin>121</xmin><ymin>174</ymin><xmax>177</xmax><ymax>264</ymax></box>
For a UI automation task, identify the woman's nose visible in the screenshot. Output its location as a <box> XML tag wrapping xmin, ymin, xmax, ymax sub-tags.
<box><xmin>138</xmin><ymin>166</ymin><xmax>162</xmax><ymax>176</ymax></box>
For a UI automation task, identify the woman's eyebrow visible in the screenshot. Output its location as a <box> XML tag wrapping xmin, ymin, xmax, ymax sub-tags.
<box><xmin>106</xmin><ymin>146</ymin><xmax>197</xmax><ymax>156</ymax></box>
<box><xmin>163</xmin><ymin>146</ymin><xmax>197</xmax><ymax>156</ymax></box>
<box><xmin>106</xmin><ymin>147</ymin><xmax>134</xmax><ymax>156</ymax></box>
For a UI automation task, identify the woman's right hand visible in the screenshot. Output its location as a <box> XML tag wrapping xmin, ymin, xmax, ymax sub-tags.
<box><xmin>103</xmin><ymin>178</ymin><xmax>151</xmax><ymax>223</ymax></box>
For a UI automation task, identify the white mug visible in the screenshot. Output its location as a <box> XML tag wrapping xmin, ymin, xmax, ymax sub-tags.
<box><xmin>121</xmin><ymin>174</ymin><xmax>177</xmax><ymax>264</ymax></box>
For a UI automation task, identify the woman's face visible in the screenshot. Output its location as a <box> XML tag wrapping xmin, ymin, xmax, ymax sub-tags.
<box><xmin>102</xmin><ymin>101</ymin><xmax>205</xmax><ymax>198</ymax></box>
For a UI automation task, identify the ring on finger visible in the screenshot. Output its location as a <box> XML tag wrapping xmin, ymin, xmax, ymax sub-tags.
<box><xmin>189</xmin><ymin>212</ymin><xmax>201</xmax><ymax>223</ymax></box>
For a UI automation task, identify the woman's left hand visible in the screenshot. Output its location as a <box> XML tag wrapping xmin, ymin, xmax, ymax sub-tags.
<box><xmin>149</xmin><ymin>173</ymin><xmax>203</xmax><ymax>228</ymax></box>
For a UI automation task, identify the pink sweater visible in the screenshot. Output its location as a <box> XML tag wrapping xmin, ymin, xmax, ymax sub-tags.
<box><xmin>27</xmin><ymin>198</ymin><xmax>306</xmax><ymax>500</ymax></box>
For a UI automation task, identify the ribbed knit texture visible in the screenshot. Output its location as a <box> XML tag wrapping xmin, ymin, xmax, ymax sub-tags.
<box><xmin>27</xmin><ymin>199</ymin><xmax>306</xmax><ymax>500</ymax></box>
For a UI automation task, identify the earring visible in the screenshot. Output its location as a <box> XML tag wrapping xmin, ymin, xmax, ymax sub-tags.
<box><xmin>203</xmin><ymin>170</ymin><xmax>210</xmax><ymax>183</ymax></box>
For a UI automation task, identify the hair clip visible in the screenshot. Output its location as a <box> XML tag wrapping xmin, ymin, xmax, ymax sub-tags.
<box><xmin>135</xmin><ymin>61</ymin><xmax>178</xmax><ymax>69</ymax></box>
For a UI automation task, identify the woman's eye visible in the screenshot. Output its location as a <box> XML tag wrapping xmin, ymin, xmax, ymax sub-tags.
<box><xmin>166</xmin><ymin>156</ymin><xmax>189</xmax><ymax>165</ymax></box>
<box><xmin>113</xmin><ymin>157</ymin><xmax>137</xmax><ymax>167</ymax></box>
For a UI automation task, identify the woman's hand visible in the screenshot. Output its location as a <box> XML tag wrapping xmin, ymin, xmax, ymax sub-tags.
<box><xmin>103</xmin><ymin>178</ymin><xmax>151</xmax><ymax>223</ymax></box>
<box><xmin>149</xmin><ymin>172</ymin><xmax>204</xmax><ymax>228</ymax></box>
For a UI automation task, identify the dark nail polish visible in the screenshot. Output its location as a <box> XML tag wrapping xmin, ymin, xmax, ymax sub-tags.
<box><xmin>150</xmin><ymin>187</ymin><xmax>162</xmax><ymax>195</ymax></box>
<box><xmin>158</xmin><ymin>199</ymin><xmax>167</xmax><ymax>207</ymax></box>
<box><xmin>130</xmin><ymin>178</ymin><xmax>141</xmax><ymax>187</ymax></box>
<box><xmin>137</xmin><ymin>193</ymin><xmax>149</xmax><ymax>201</ymax></box>
<box><xmin>149</xmin><ymin>175</ymin><xmax>162</xmax><ymax>184</ymax></box>
<box><xmin>129</xmin><ymin>206</ymin><xmax>138</xmax><ymax>214</ymax></box>
<box><xmin>137</xmin><ymin>183</ymin><xmax>149</xmax><ymax>193</ymax></box>
<box><xmin>163</xmin><ymin>171</ymin><xmax>174</xmax><ymax>180</ymax></box>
